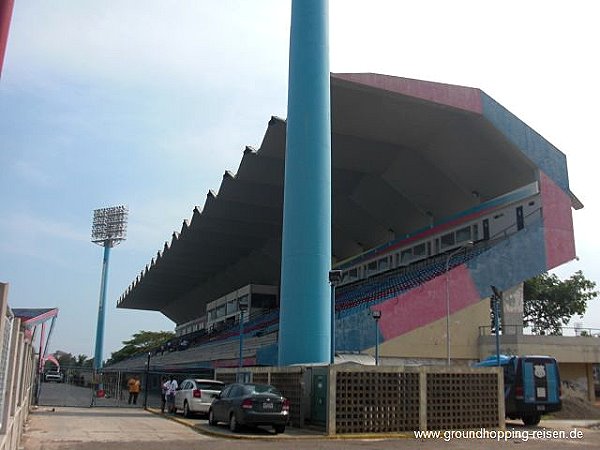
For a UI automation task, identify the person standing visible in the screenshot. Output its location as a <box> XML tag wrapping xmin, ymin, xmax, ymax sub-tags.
<box><xmin>166</xmin><ymin>375</ymin><xmax>178</xmax><ymax>414</ymax></box>
<box><xmin>160</xmin><ymin>376</ymin><xmax>168</xmax><ymax>413</ymax></box>
<box><xmin>127</xmin><ymin>375</ymin><xmax>141</xmax><ymax>405</ymax></box>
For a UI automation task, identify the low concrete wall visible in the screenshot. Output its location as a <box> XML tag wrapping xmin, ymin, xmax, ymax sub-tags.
<box><xmin>479</xmin><ymin>334</ymin><xmax>600</xmax><ymax>364</ymax></box>
<box><xmin>216</xmin><ymin>363</ymin><xmax>503</xmax><ymax>435</ymax></box>
<box><xmin>559</xmin><ymin>362</ymin><xmax>596</xmax><ymax>402</ymax></box>
<box><xmin>215</xmin><ymin>366</ymin><xmax>306</xmax><ymax>427</ymax></box>
<box><xmin>479</xmin><ymin>333</ymin><xmax>600</xmax><ymax>402</ymax></box>
<box><xmin>328</xmin><ymin>364</ymin><xmax>503</xmax><ymax>435</ymax></box>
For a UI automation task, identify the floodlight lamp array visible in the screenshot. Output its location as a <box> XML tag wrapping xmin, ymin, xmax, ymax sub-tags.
<box><xmin>91</xmin><ymin>205</ymin><xmax>129</xmax><ymax>246</ymax></box>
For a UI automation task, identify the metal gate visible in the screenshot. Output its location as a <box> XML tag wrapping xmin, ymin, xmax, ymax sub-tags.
<box><xmin>37</xmin><ymin>368</ymin><xmax>213</xmax><ymax>408</ymax></box>
<box><xmin>37</xmin><ymin>368</ymin><xmax>139</xmax><ymax>408</ymax></box>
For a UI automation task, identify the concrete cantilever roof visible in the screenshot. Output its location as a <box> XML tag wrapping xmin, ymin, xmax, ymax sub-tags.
<box><xmin>12</xmin><ymin>308</ymin><xmax>59</xmax><ymax>327</ymax></box>
<box><xmin>117</xmin><ymin>73</ymin><xmax>577</xmax><ymax>325</ymax></box>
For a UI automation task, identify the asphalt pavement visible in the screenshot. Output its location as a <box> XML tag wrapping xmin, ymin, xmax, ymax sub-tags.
<box><xmin>19</xmin><ymin>406</ymin><xmax>600</xmax><ymax>450</ymax></box>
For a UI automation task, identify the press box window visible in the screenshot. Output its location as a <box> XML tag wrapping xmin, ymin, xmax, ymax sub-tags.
<box><xmin>413</xmin><ymin>243</ymin><xmax>426</xmax><ymax>257</ymax></box>
<box><xmin>400</xmin><ymin>249</ymin><xmax>412</xmax><ymax>264</ymax></box>
<box><xmin>456</xmin><ymin>226</ymin><xmax>472</xmax><ymax>243</ymax></box>
<box><xmin>252</xmin><ymin>293</ymin><xmax>277</xmax><ymax>309</ymax></box>
<box><xmin>226</xmin><ymin>300</ymin><xmax>237</xmax><ymax>315</ymax></box>
<box><xmin>367</xmin><ymin>261</ymin><xmax>377</xmax><ymax>274</ymax></box>
<box><xmin>441</xmin><ymin>232</ymin><xmax>455</xmax><ymax>249</ymax></box>
<box><xmin>378</xmin><ymin>257</ymin><xmax>389</xmax><ymax>271</ymax></box>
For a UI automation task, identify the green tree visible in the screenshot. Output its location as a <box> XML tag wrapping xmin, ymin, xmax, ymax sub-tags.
<box><xmin>106</xmin><ymin>330</ymin><xmax>174</xmax><ymax>365</ymax></box>
<box><xmin>43</xmin><ymin>351</ymin><xmax>92</xmax><ymax>378</ymax></box>
<box><xmin>76</xmin><ymin>354</ymin><xmax>93</xmax><ymax>368</ymax></box>
<box><xmin>524</xmin><ymin>270</ymin><xmax>598</xmax><ymax>335</ymax></box>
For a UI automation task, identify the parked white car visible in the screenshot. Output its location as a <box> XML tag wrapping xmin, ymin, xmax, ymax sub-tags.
<box><xmin>44</xmin><ymin>370</ymin><xmax>64</xmax><ymax>383</ymax></box>
<box><xmin>174</xmin><ymin>379</ymin><xmax>225</xmax><ymax>417</ymax></box>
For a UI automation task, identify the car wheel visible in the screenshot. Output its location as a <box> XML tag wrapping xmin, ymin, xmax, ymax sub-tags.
<box><xmin>229</xmin><ymin>412</ymin><xmax>239</xmax><ymax>432</ymax></box>
<box><xmin>208</xmin><ymin>409</ymin><xmax>216</xmax><ymax>426</ymax></box>
<box><xmin>183</xmin><ymin>401</ymin><xmax>192</xmax><ymax>418</ymax></box>
<box><xmin>273</xmin><ymin>424</ymin><xmax>285</xmax><ymax>434</ymax></box>
<box><xmin>522</xmin><ymin>414</ymin><xmax>541</xmax><ymax>426</ymax></box>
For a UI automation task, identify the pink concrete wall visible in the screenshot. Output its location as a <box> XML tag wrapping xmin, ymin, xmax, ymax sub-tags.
<box><xmin>213</xmin><ymin>357</ymin><xmax>256</xmax><ymax>368</ymax></box>
<box><xmin>333</xmin><ymin>73</ymin><xmax>483</xmax><ymax>114</ymax></box>
<box><xmin>539</xmin><ymin>171</ymin><xmax>576</xmax><ymax>269</ymax></box>
<box><xmin>374</xmin><ymin>265</ymin><xmax>480</xmax><ymax>340</ymax></box>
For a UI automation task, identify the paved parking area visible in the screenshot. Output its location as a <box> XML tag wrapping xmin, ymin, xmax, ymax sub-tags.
<box><xmin>148</xmin><ymin>408</ymin><xmax>326</xmax><ymax>439</ymax></box>
<box><xmin>20</xmin><ymin>407</ymin><xmax>213</xmax><ymax>450</ymax></box>
<box><xmin>20</xmin><ymin>406</ymin><xmax>600</xmax><ymax>450</ymax></box>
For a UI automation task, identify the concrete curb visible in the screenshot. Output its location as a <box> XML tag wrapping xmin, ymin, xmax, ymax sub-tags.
<box><xmin>145</xmin><ymin>407</ymin><xmax>323</xmax><ymax>440</ymax></box>
<box><xmin>145</xmin><ymin>407</ymin><xmax>413</xmax><ymax>440</ymax></box>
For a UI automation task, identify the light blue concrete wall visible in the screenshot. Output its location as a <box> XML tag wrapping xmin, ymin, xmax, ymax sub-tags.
<box><xmin>467</xmin><ymin>218</ymin><xmax>547</xmax><ymax>299</ymax></box>
<box><xmin>481</xmin><ymin>93</ymin><xmax>569</xmax><ymax>193</ymax></box>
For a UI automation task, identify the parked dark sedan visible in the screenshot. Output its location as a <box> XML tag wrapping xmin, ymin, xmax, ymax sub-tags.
<box><xmin>208</xmin><ymin>383</ymin><xmax>290</xmax><ymax>433</ymax></box>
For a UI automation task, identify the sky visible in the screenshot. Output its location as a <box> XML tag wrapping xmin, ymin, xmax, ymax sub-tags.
<box><xmin>1</xmin><ymin>1</ymin><xmax>598</xmax><ymax>360</ymax></box>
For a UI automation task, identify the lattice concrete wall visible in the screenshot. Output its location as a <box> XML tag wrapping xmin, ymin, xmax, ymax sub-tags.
<box><xmin>251</xmin><ymin>373</ymin><xmax>269</xmax><ymax>384</ymax></box>
<box><xmin>328</xmin><ymin>365</ymin><xmax>503</xmax><ymax>435</ymax></box>
<box><xmin>426</xmin><ymin>372</ymin><xmax>499</xmax><ymax>430</ymax></box>
<box><xmin>214</xmin><ymin>366</ymin><xmax>305</xmax><ymax>427</ymax></box>
<box><xmin>269</xmin><ymin>371</ymin><xmax>303</xmax><ymax>426</ymax></box>
<box><xmin>335</xmin><ymin>371</ymin><xmax>420</xmax><ymax>433</ymax></box>
<box><xmin>215</xmin><ymin>364</ymin><xmax>502</xmax><ymax>434</ymax></box>
<box><xmin>214</xmin><ymin>372</ymin><xmax>237</xmax><ymax>385</ymax></box>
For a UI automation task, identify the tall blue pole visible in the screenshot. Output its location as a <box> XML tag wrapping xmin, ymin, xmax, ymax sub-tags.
<box><xmin>238</xmin><ymin>308</ymin><xmax>245</xmax><ymax>374</ymax></box>
<box><xmin>494</xmin><ymin>295</ymin><xmax>501</xmax><ymax>366</ymax></box>
<box><xmin>278</xmin><ymin>0</ymin><xmax>331</xmax><ymax>366</ymax></box>
<box><xmin>491</xmin><ymin>285</ymin><xmax>502</xmax><ymax>366</ymax></box>
<box><xmin>375</xmin><ymin>319</ymin><xmax>380</xmax><ymax>366</ymax></box>
<box><xmin>94</xmin><ymin>244</ymin><xmax>111</xmax><ymax>371</ymax></box>
<box><xmin>330</xmin><ymin>284</ymin><xmax>335</xmax><ymax>364</ymax></box>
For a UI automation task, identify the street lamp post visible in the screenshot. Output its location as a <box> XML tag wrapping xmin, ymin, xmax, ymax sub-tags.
<box><xmin>238</xmin><ymin>298</ymin><xmax>249</xmax><ymax>380</ymax></box>
<box><xmin>491</xmin><ymin>285</ymin><xmax>503</xmax><ymax>366</ymax></box>
<box><xmin>329</xmin><ymin>270</ymin><xmax>343</xmax><ymax>365</ymax></box>
<box><xmin>372</xmin><ymin>310</ymin><xmax>382</xmax><ymax>366</ymax></box>
<box><xmin>445</xmin><ymin>242</ymin><xmax>473</xmax><ymax>365</ymax></box>
<box><xmin>144</xmin><ymin>351</ymin><xmax>151</xmax><ymax>408</ymax></box>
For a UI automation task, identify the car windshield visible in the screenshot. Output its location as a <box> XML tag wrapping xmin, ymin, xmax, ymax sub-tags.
<box><xmin>244</xmin><ymin>384</ymin><xmax>281</xmax><ymax>395</ymax></box>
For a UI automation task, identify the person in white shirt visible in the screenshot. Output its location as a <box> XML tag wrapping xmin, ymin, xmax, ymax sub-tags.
<box><xmin>160</xmin><ymin>376</ymin><xmax>168</xmax><ymax>413</ymax></box>
<box><xmin>166</xmin><ymin>375</ymin><xmax>178</xmax><ymax>414</ymax></box>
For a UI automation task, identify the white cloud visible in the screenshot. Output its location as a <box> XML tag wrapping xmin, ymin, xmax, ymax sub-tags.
<box><xmin>9</xmin><ymin>1</ymin><xmax>290</xmax><ymax>90</ymax></box>
<box><xmin>0</xmin><ymin>212</ymin><xmax>88</xmax><ymax>243</ymax></box>
<box><xmin>0</xmin><ymin>212</ymin><xmax>90</xmax><ymax>269</ymax></box>
<box><xmin>11</xmin><ymin>160</ymin><xmax>54</xmax><ymax>187</ymax></box>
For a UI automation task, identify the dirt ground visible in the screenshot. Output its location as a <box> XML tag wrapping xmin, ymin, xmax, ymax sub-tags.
<box><xmin>547</xmin><ymin>386</ymin><xmax>600</xmax><ymax>419</ymax></box>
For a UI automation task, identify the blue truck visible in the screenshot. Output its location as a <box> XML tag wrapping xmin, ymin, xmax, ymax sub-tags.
<box><xmin>475</xmin><ymin>355</ymin><xmax>562</xmax><ymax>425</ymax></box>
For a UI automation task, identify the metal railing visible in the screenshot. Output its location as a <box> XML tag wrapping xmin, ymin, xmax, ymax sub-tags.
<box><xmin>0</xmin><ymin>287</ymin><xmax>37</xmax><ymax>450</ymax></box>
<box><xmin>479</xmin><ymin>324</ymin><xmax>600</xmax><ymax>337</ymax></box>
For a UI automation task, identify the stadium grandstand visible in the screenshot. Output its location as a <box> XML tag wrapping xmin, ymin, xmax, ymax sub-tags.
<box><xmin>111</xmin><ymin>73</ymin><xmax>584</xmax><ymax>375</ymax></box>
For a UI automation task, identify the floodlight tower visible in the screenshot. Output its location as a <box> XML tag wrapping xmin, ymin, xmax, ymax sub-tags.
<box><xmin>91</xmin><ymin>205</ymin><xmax>128</xmax><ymax>371</ymax></box>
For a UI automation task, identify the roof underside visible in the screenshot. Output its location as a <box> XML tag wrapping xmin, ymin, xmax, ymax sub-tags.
<box><xmin>118</xmin><ymin>73</ymin><xmax>558</xmax><ymax>324</ymax></box>
<box><xmin>12</xmin><ymin>308</ymin><xmax>59</xmax><ymax>326</ymax></box>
